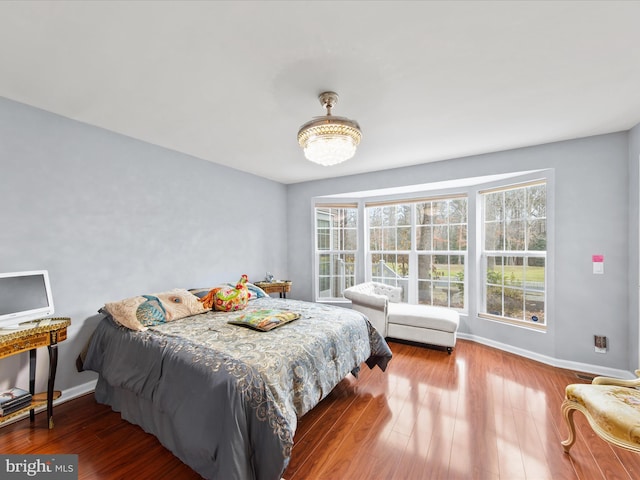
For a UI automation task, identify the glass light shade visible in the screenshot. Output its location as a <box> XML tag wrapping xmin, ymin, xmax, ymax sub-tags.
<box><xmin>304</xmin><ymin>135</ymin><xmax>357</xmax><ymax>166</ymax></box>
<box><xmin>297</xmin><ymin>117</ymin><xmax>362</xmax><ymax>166</ymax></box>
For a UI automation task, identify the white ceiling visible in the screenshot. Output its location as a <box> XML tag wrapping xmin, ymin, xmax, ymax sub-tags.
<box><xmin>1</xmin><ymin>1</ymin><xmax>639</xmax><ymax>184</ymax></box>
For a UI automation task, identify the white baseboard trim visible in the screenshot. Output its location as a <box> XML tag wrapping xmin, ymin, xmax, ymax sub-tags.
<box><xmin>457</xmin><ymin>332</ymin><xmax>635</xmax><ymax>379</ymax></box>
<box><xmin>0</xmin><ymin>379</ymin><xmax>97</xmax><ymax>428</ymax></box>
<box><xmin>59</xmin><ymin>379</ymin><xmax>98</xmax><ymax>403</ymax></box>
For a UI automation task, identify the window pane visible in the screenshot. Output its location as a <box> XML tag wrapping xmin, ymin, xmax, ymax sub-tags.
<box><xmin>392</xmin><ymin>254</ymin><xmax>409</xmax><ymax>278</ymax></box>
<box><xmin>317</xmin><ymin>228</ymin><xmax>330</xmax><ymax>250</ymax></box>
<box><xmin>418</xmin><ymin>254</ymin><xmax>433</xmax><ymax>279</ymax></box>
<box><xmin>433</xmin><ymin>201</ymin><xmax>448</xmax><ymax>224</ymax></box>
<box><xmin>525</xmin><ymin>257</ymin><xmax>545</xmax><ymax>291</ymax></box>
<box><xmin>450</xmin><ymin>257</ymin><xmax>465</xmax><ymax>309</ymax></box>
<box><xmin>331</xmin><ymin>228</ymin><xmax>340</xmax><ymax>248</ymax></box>
<box><xmin>485</xmin><ymin>222</ymin><xmax>503</xmax><ymax>250</ymax></box>
<box><xmin>505</xmin><ymin>189</ymin><xmax>525</xmax><ymax>220</ymax></box>
<box><xmin>485</xmin><ymin>193</ymin><xmax>503</xmax><ymax>222</ymax></box>
<box><xmin>317</xmin><ymin>253</ymin><xmax>355</xmax><ymax>299</ymax></box>
<box><xmin>503</xmin><ymin>257</ymin><xmax>524</xmax><ymax>288</ymax></box>
<box><xmin>433</xmin><ymin>287</ymin><xmax>449</xmax><ymax>307</ymax></box>
<box><xmin>416</xmin><ymin>226</ymin><xmax>432</xmax><ymax>250</ymax></box>
<box><xmin>418</xmin><ymin>279</ymin><xmax>433</xmax><ymax>304</ymax></box>
<box><xmin>450</xmin><ymin>224</ymin><xmax>467</xmax><ymax>250</ymax></box>
<box><xmin>449</xmin><ymin>256</ymin><xmax>463</xmax><ymax>307</ymax></box>
<box><xmin>528</xmin><ymin>184</ymin><xmax>546</xmax><ymax>219</ymax></box>
<box><xmin>397</xmin><ymin>226</ymin><xmax>411</xmax><ymax>250</ymax></box>
<box><xmin>416</xmin><ymin>202</ymin><xmax>433</xmax><ymax>225</ymax></box>
<box><xmin>450</xmin><ymin>289</ymin><xmax>464</xmax><ymax>309</ymax></box>
<box><xmin>397</xmin><ymin>204</ymin><xmax>411</xmax><ymax>225</ymax></box>
<box><xmin>417</xmin><ymin>254</ymin><xmax>464</xmax><ymax>308</ymax></box>
<box><xmin>370</xmin><ymin>256</ymin><xmax>385</xmax><ymax>279</ymax></box>
<box><xmin>368</xmin><ymin>207</ymin><xmax>383</xmax><ymax>227</ymax></box>
<box><xmin>371</xmin><ymin>254</ymin><xmax>409</xmax><ymax>302</ymax></box>
<box><xmin>383</xmin><ymin>227</ymin><xmax>397</xmax><ymax>250</ymax></box>
<box><xmin>449</xmin><ymin>199</ymin><xmax>467</xmax><ymax>223</ymax></box>
<box><xmin>382</xmin><ymin>206</ymin><xmax>396</xmax><ymax>226</ymax></box>
<box><xmin>525</xmin><ymin>290</ymin><xmax>544</xmax><ymax>324</ymax></box>
<box><xmin>428</xmin><ymin>256</ymin><xmax>450</xmax><ymax>280</ymax></box>
<box><xmin>343</xmin><ymin>253</ymin><xmax>356</xmax><ymax>291</ymax></box>
<box><xmin>344</xmin><ymin>209</ymin><xmax>358</xmax><ymax>228</ymax></box>
<box><xmin>486</xmin><ymin>284</ymin><xmax>503</xmax><ymax>316</ymax></box>
<box><xmin>343</xmin><ymin>229</ymin><xmax>357</xmax><ymax>250</ymax></box>
<box><xmin>319</xmin><ymin>254</ymin><xmax>330</xmax><ymax>275</ymax></box>
<box><xmin>370</xmin><ymin>227</ymin><xmax>382</xmax><ymax>250</ymax></box>
<box><xmin>486</xmin><ymin>256</ymin><xmax>504</xmax><ymax>286</ymax></box>
<box><xmin>504</xmin><ymin>287</ymin><xmax>524</xmax><ymax>319</ymax></box>
<box><xmin>527</xmin><ymin>219</ymin><xmax>546</xmax><ymax>251</ymax></box>
<box><xmin>316</xmin><ymin>208</ymin><xmax>331</xmax><ymax>221</ymax></box>
<box><xmin>433</xmin><ymin>225</ymin><xmax>448</xmax><ymax>250</ymax></box>
<box><xmin>505</xmin><ymin>220</ymin><xmax>525</xmax><ymax>250</ymax></box>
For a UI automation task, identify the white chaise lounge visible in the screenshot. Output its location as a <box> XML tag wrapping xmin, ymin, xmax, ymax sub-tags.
<box><xmin>344</xmin><ymin>281</ymin><xmax>460</xmax><ymax>354</ymax></box>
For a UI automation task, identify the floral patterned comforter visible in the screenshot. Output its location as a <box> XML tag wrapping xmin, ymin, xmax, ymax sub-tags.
<box><xmin>83</xmin><ymin>297</ymin><xmax>392</xmax><ymax>480</ymax></box>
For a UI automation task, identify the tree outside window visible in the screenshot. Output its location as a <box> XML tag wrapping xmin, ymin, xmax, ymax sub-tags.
<box><xmin>482</xmin><ymin>183</ymin><xmax>546</xmax><ymax>326</ymax></box>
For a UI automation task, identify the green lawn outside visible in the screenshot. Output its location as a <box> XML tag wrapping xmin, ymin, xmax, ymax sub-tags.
<box><xmin>382</xmin><ymin>262</ymin><xmax>545</xmax><ymax>282</ymax></box>
<box><xmin>492</xmin><ymin>265</ymin><xmax>545</xmax><ymax>283</ymax></box>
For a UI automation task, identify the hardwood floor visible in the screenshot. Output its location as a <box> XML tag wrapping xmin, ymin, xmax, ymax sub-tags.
<box><xmin>1</xmin><ymin>339</ymin><xmax>638</xmax><ymax>479</ymax></box>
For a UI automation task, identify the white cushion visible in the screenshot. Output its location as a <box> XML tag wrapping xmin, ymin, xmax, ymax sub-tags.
<box><xmin>372</xmin><ymin>283</ymin><xmax>402</xmax><ymax>303</ymax></box>
<box><xmin>343</xmin><ymin>282</ymin><xmax>402</xmax><ymax>308</ymax></box>
<box><xmin>388</xmin><ymin>303</ymin><xmax>459</xmax><ymax>333</ymax></box>
<box><xmin>343</xmin><ymin>288</ymin><xmax>387</xmax><ymax>309</ymax></box>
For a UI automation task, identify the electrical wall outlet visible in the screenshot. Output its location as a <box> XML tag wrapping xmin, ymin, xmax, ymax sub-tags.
<box><xmin>594</xmin><ymin>335</ymin><xmax>607</xmax><ymax>353</ymax></box>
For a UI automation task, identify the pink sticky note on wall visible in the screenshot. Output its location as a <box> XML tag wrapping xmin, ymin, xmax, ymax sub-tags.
<box><xmin>592</xmin><ymin>255</ymin><xmax>604</xmax><ymax>263</ymax></box>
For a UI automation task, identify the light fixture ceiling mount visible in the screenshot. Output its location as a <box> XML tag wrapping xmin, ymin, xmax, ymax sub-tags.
<box><xmin>297</xmin><ymin>91</ymin><xmax>362</xmax><ymax>166</ymax></box>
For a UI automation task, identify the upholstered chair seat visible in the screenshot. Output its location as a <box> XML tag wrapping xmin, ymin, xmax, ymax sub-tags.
<box><xmin>562</xmin><ymin>370</ymin><xmax>640</xmax><ymax>453</ymax></box>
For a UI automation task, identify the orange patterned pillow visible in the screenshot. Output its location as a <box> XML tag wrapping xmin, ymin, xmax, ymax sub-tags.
<box><xmin>199</xmin><ymin>275</ymin><xmax>251</xmax><ymax>312</ymax></box>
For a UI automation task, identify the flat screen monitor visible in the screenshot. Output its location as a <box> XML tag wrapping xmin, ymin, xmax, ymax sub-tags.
<box><xmin>0</xmin><ymin>270</ymin><xmax>55</xmax><ymax>328</ymax></box>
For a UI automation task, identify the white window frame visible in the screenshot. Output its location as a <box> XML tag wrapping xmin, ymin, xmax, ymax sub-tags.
<box><xmin>479</xmin><ymin>180</ymin><xmax>547</xmax><ymax>329</ymax></box>
<box><xmin>365</xmin><ymin>196</ymin><xmax>468</xmax><ymax>310</ymax></box>
<box><xmin>313</xmin><ymin>204</ymin><xmax>358</xmax><ymax>301</ymax></box>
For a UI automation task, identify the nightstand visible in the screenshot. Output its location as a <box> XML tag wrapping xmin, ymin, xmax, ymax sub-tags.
<box><xmin>0</xmin><ymin>317</ymin><xmax>71</xmax><ymax>428</ymax></box>
<box><xmin>254</xmin><ymin>281</ymin><xmax>292</xmax><ymax>299</ymax></box>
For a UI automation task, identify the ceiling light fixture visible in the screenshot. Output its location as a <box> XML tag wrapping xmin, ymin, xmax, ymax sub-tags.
<box><xmin>297</xmin><ymin>91</ymin><xmax>362</xmax><ymax>166</ymax></box>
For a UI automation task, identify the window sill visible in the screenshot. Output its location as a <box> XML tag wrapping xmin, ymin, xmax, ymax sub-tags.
<box><xmin>478</xmin><ymin>313</ymin><xmax>547</xmax><ymax>332</ymax></box>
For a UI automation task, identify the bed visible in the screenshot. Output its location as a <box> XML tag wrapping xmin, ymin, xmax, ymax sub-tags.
<box><xmin>81</xmin><ymin>293</ymin><xmax>392</xmax><ymax>480</ymax></box>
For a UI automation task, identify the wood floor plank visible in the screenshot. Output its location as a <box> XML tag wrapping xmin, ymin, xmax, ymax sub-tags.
<box><xmin>1</xmin><ymin>338</ymin><xmax>634</xmax><ymax>480</ymax></box>
<box><xmin>287</xmin><ymin>388</ymin><xmax>372</xmax><ymax>479</ymax></box>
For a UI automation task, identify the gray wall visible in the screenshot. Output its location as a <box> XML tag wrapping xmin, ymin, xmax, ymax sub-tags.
<box><xmin>287</xmin><ymin>132</ymin><xmax>635</xmax><ymax>371</ymax></box>
<box><xmin>628</xmin><ymin>122</ymin><xmax>640</xmax><ymax>371</ymax></box>
<box><xmin>0</xmin><ymin>97</ymin><xmax>288</xmax><ymax>395</ymax></box>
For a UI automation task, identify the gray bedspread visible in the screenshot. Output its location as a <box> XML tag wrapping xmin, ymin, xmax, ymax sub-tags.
<box><xmin>82</xmin><ymin>297</ymin><xmax>392</xmax><ymax>480</ymax></box>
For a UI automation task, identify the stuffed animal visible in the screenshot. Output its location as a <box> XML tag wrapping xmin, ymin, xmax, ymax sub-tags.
<box><xmin>199</xmin><ymin>274</ymin><xmax>251</xmax><ymax>312</ymax></box>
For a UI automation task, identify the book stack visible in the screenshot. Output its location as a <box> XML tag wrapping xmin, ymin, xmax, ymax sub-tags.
<box><xmin>0</xmin><ymin>387</ymin><xmax>32</xmax><ymax>416</ymax></box>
